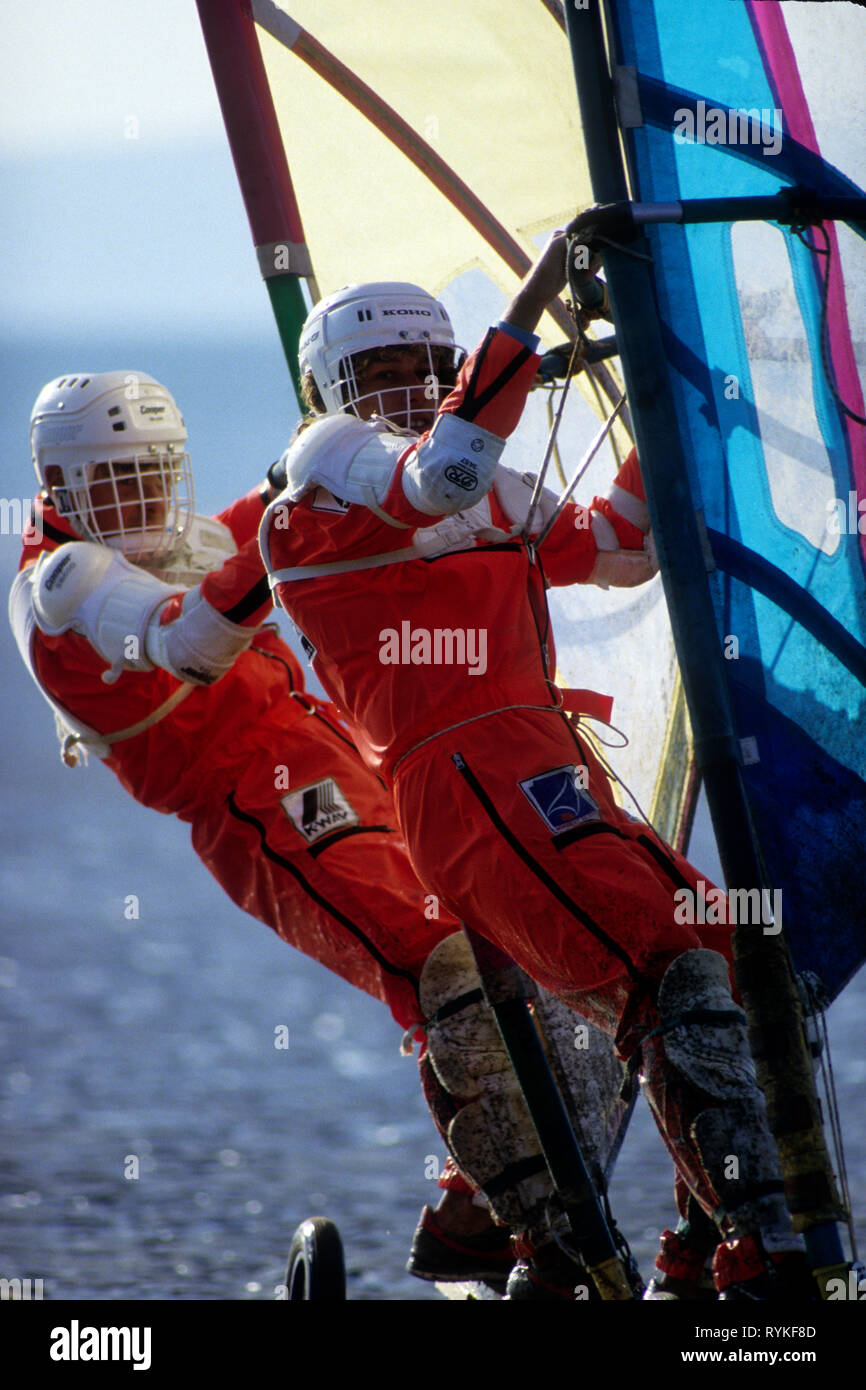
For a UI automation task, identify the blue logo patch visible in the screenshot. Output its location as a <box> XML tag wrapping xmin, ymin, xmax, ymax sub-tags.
<box><xmin>519</xmin><ymin>765</ymin><xmax>600</xmax><ymax>834</ymax></box>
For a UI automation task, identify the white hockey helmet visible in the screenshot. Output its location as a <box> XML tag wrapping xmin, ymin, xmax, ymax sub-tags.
<box><xmin>30</xmin><ymin>371</ymin><xmax>194</xmax><ymax>564</ymax></box>
<box><xmin>299</xmin><ymin>281</ymin><xmax>465</xmax><ymax>427</ymax></box>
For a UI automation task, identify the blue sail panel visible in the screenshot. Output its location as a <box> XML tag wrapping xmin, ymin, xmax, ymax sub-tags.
<box><xmin>611</xmin><ymin>0</ymin><xmax>866</xmax><ymax>997</ymax></box>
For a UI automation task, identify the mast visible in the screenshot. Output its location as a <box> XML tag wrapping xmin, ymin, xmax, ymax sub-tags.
<box><xmin>562</xmin><ymin>0</ymin><xmax>847</xmax><ymax>1280</ymax></box>
<box><xmin>195</xmin><ymin>0</ymin><xmax>316</xmax><ymax>399</ymax></box>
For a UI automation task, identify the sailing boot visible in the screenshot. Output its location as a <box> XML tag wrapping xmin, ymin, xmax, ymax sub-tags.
<box><xmin>406</xmin><ymin>1199</ymin><xmax>513</xmax><ymax>1286</ymax></box>
<box><xmin>714</xmin><ymin>1235</ymin><xmax>818</xmax><ymax>1300</ymax></box>
<box><xmin>644</xmin><ymin>1183</ymin><xmax>718</xmax><ymax>1299</ymax></box>
<box><xmin>505</xmin><ymin>1234</ymin><xmax>599</xmax><ymax>1300</ymax></box>
<box><xmin>643</xmin><ymin>1228</ymin><xmax>717</xmax><ymax>1300</ymax></box>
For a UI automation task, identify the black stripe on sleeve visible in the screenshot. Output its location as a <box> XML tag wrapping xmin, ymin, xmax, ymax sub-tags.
<box><xmin>222</xmin><ymin>575</ymin><xmax>272</xmax><ymax>625</ymax></box>
<box><xmin>453</xmin><ymin>346</ymin><xmax>533</xmax><ymax>423</ymax></box>
<box><xmin>453</xmin><ymin>327</ymin><xmax>496</xmax><ymax>417</ymax></box>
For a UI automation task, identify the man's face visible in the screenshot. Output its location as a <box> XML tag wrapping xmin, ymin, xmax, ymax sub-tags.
<box><xmin>351</xmin><ymin>345</ymin><xmax>449</xmax><ymax>431</ymax></box>
<box><xmin>86</xmin><ymin>458</ymin><xmax>169</xmax><ymax>542</ymax></box>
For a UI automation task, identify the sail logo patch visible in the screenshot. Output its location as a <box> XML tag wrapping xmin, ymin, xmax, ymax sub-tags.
<box><xmin>519</xmin><ymin>765</ymin><xmax>599</xmax><ymax>834</ymax></box>
<box><xmin>281</xmin><ymin>778</ymin><xmax>359</xmax><ymax>844</ymax></box>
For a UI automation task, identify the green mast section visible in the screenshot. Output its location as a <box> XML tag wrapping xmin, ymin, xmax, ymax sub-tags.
<box><xmin>265</xmin><ymin>272</ymin><xmax>308</xmax><ymax>408</ymax></box>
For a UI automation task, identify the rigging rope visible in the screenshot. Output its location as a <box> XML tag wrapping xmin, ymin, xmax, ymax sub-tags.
<box><xmin>521</xmin><ymin>336</ymin><xmax>582</xmax><ymax>540</ymax></box>
<box><xmin>574</xmin><ymin>715</ymin><xmax>664</xmax><ymax>842</ymax></box>
<box><xmin>543</xmin><ymin>384</ymin><xmax>570</xmax><ymax>488</ymax></box>
<box><xmin>524</xmin><ymin>231</ymin><xmax>632</xmax><ymax>545</ymax></box>
<box><xmin>800</xmin><ymin>974</ymin><xmax>859</xmax><ymax>1261</ymax></box>
<box><xmin>531</xmin><ymin>395</ymin><xmax>626</xmax><ymax>552</ymax></box>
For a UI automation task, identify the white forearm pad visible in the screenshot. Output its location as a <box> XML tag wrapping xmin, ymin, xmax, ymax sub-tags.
<box><xmin>493</xmin><ymin>467</ymin><xmax>558</xmax><ymax>534</ymax></box>
<box><xmin>31</xmin><ymin>542</ymin><xmax>178</xmax><ymax>671</ymax></box>
<box><xmin>145</xmin><ymin>586</ymin><xmax>255</xmax><ymax>686</ymax></box>
<box><xmin>402</xmin><ymin>413</ymin><xmax>505</xmax><ymax>516</ymax></box>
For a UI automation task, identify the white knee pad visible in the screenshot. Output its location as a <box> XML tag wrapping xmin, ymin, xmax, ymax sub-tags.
<box><xmin>420</xmin><ymin>934</ymin><xmax>551</xmax><ymax>1235</ymax></box>
<box><xmin>656</xmin><ymin>949</ymin><xmax>755</xmax><ymax>1100</ymax></box>
<box><xmin>653</xmin><ymin>949</ymin><xmax>799</xmax><ymax>1251</ymax></box>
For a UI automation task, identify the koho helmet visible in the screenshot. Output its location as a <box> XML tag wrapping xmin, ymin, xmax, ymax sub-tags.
<box><xmin>30</xmin><ymin>371</ymin><xmax>194</xmax><ymax>564</ymax></box>
<box><xmin>299</xmin><ymin>282</ymin><xmax>465</xmax><ymax>426</ymax></box>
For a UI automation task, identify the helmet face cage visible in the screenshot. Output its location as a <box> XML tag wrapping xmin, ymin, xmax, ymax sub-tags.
<box><xmin>61</xmin><ymin>447</ymin><xmax>195</xmax><ymax>564</ymax></box>
<box><xmin>299</xmin><ymin>282</ymin><xmax>466</xmax><ymax>429</ymax></box>
<box><xmin>338</xmin><ymin>341</ymin><xmax>464</xmax><ymax>429</ymax></box>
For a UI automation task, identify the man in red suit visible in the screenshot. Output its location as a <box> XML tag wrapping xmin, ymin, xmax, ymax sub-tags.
<box><xmin>260</xmin><ymin>230</ymin><xmax>811</xmax><ymax>1299</ymax></box>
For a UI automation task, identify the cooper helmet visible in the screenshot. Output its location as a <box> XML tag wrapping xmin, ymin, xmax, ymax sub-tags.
<box><xmin>298</xmin><ymin>281</ymin><xmax>465</xmax><ymax>426</ymax></box>
<box><xmin>30</xmin><ymin>371</ymin><xmax>194</xmax><ymax>564</ymax></box>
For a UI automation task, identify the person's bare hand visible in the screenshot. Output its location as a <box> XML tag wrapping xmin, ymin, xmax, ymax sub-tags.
<box><xmin>527</xmin><ymin>229</ymin><xmax>570</xmax><ymax>302</ymax></box>
<box><xmin>502</xmin><ymin>230</ymin><xmax>569</xmax><ymax>333</ymax></box>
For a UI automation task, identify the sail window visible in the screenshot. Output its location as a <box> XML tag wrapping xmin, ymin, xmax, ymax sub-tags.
<box><xmin>731</xmin><ymin>220</ymin><xmax>838</xmax><ymax>557</ymax></box>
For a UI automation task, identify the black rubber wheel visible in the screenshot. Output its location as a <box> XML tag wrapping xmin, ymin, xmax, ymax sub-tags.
<box><xmin>285</xmin><ymin>1217</ymin><xmax>347</xmax><ymax>1300</ymax></box>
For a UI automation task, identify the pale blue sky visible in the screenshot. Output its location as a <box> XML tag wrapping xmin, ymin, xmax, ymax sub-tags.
<box><xmin>1</xmin><ymin>1</ymin><xmax>273</xmax><ymax>337</ymax></box>
<box><xmin>3</xmin><ymin>1</ymin><xmax>862</xmax><ymax>339</ymax></box>
<box><xmin>0</xmin><ymin>2</ymin><xmax>222</xmax><ymax>154</ymax></box>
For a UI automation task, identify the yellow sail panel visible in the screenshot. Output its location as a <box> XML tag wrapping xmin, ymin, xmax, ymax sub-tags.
<box><xmin>253</xmin><ymin>0</ymin><xmax>588</xmax><ymax>311</ymax></box>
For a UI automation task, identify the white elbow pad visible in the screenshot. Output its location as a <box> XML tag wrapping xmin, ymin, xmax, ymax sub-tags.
<box><xmin>144</xmin><ymin>586</ymin><xmax>255</xmax><ymax>686</ymax></box>
<box><xmin>31</xmin><ymin>543</ymin><xmax>180</xmax><ymax>680</ymax></box>
<box><xmin>402</xmin><ymin>413</ymin><xmax>505</xmax><ymax>516</ymax></box>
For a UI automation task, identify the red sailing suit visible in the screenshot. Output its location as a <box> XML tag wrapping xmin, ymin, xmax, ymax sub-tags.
<box><xmin>262</xmin><ymin>325</ymin><xmax>739</xmax><ymax>1232</ymax></box>
<box><xmin>13</xmin><ymin>489</ymin><xmax>454</xmax><ymax>1030</ymax></box>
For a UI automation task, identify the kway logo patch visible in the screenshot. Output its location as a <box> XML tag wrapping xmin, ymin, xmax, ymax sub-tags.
<box><xmin>292</xmin><ymin>622</ymin><xmax>317</xmax><ymax>664</ymax></box>
<box><xmin>281</xmin><ymin>779</ymin><xmax>359</xmax><ymax>844</ymax></box>
<box><xmin>311</xmin><ymin>486</ymin><xmax>350</xmax><ymax>514</ymax></box>
<box><xmin>519</xmin><ymin>765</ymin><xmax>599</xmax><ymax>834</ymax></box>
